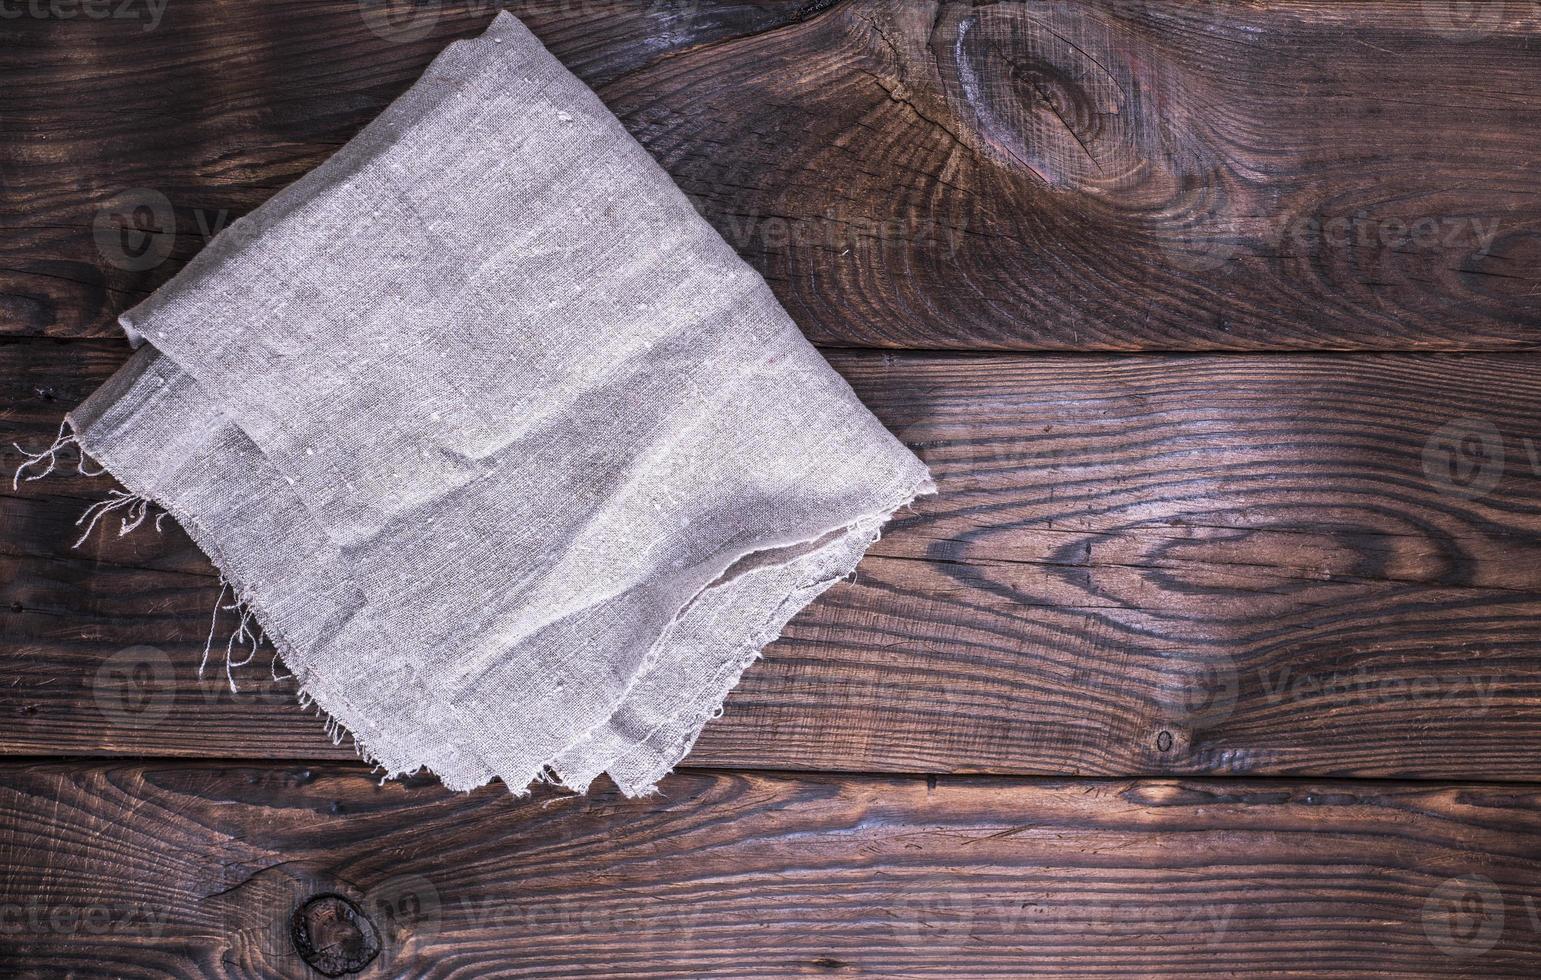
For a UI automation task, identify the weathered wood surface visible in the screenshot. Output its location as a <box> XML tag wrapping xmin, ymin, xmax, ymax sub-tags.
<box><xmin>7</xmin><ymin>339</ymin><xmax>1540</xmax><ymax>779</ymax></box>
<box><xmin>7</xmin><ymin>4</ymin><xmax>1541</xmax><ymax>976</ymax></box>
<box><xmin>2</xmin><ymin>762</ymin><xmax>1539</xmax><ymax>977</ymax></box>
<box><xmin>3</xmin><ymin>0</ymin><xmax>1540</xmax><ymax>349</ymax></box>
<box><xmin>0</xmin><ymin>0</ymin><xmax>816</xmax><ymax>338</ymax></box>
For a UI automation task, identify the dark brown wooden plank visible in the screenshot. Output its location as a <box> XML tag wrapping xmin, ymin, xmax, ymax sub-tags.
<box><xmin>4</xmin><ymin>1</ymin><xmax>1540</xmax><ymax>349</ymax></box>
<box><xmin>5</xmin><ymin>340</ymin><xmax>1541</xmax><ymax>779</ymax></box>
<box><xmin>629</xmin><ymin>0</ymin><xmax>1541</xmax><ymax>349</ymax></box>
<box><xmin>0</xmin><ymin>0</ymin><xmax>816</xmax><ymax>336</ymax></box>
<box><xmin>3</xmin><ymin>762</ymin><xmax>1540</xmax><ymax>977</ymax></box>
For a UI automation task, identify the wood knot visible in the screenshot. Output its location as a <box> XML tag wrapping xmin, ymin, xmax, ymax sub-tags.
<box><xmin>290</xmin><ymin>893</ymin><xmax>382</xmax><ymax>977</ymax></box>
<box><xmin>937</xmin><ymin>2</ymin><xmax>1146</xmax><ymax>189</ymax></box>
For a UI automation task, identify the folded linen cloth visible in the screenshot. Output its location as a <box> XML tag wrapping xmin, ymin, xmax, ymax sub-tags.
<box><xmin>62</xmin><ymin>11</ymin><xmax>933</xmax><ymax>796</ymax></box>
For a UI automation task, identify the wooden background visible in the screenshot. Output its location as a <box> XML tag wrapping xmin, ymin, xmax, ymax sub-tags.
<box><xmin>3</xmin><ymin>0</ymin><xmax>1540</xmax><ymax>975</ymax></box>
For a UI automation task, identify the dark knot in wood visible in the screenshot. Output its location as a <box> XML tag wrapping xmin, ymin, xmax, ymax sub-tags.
<box><xmin>290</xmin><ymin>893</ymin><xmax>382</xmax><ymax>977</ymax></box>
<box><xmin>942</xmin><ymin>3</ymin><xmax>1140</xmax><ymax>189</ymax></box>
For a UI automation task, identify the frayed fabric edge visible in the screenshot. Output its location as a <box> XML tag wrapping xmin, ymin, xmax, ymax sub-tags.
<box><xmin>17</xmin><ymin>416</ymin><xmax>416</xmax><ymax>782</ymax></box>
<box><xmin>617</xmin><ymin>478</ymin><xmax>935</xmax><ymax>796</ymax></box>
<box><xmin>11</xmin><ymin>419</ymin><xmax>106</xmax><ymax>490</ymax></box>
<box><xmin>551</xmin><ymin>473</ymin><xmax>938</xmax><ymax>797</ymax></box>
<box><xmin>24</xmin><ymin>415</ymin><xmax>513</xmax><ymax>790</ymax></box>
<box><xmin>19</xmin><ymin>416</ymin><xmax>939</xmax><ymax>798</ymax></box>
<box><xmin>19</xmin><ymin>420</ymin><xmax>290</xmax><ymax>700</ymax></box>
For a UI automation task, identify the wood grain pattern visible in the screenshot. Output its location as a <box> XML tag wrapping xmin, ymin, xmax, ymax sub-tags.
<box><xmin>641</xmin><ymin>0</ymin><xmax>1541</xmax><ymax>349</ymax></box>
<box><xmin>6</xmin><ymin>340</ymin><xmax>1539</xmax><ymax>779</ymax></box>
<box><xmin>2</xmin><ymin>762</ymin><xmax>1539</xmax><ymax>977</ymax></box>
<box><xmin>0</xmin><ymin>0</ymin><xmax>816</xmax><ymax>337</ymax></box>
<box><xmin>6</xmin><ymin>5</ymin><xmax>1541</xmax><ymax>976</ymax></box>
<box><xmin>2</xmin><ymin>0</ymin><xmax>1539</xmax><ymax>349</ymax></box>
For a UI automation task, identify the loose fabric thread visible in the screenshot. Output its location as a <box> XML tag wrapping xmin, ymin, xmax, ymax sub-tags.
<box><xmin>14</xmin><ymin>428</ymin><xmax>268</xmax><ymax>697</ymax></box>
<box><xmin>52</xmin><ymin>12</ymin><xmax>936</xmax><ymax>797</ymax></box>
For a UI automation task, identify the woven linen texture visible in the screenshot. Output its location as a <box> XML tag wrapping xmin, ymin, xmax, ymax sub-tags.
<box><xmin>66</xmin><ymin>11</ymin><xmax>934</xmax><ymax>796</ymax></box>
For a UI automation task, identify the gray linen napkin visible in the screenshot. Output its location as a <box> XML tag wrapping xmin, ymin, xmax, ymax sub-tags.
<box><xmin>62</xmin><ymin>12</ymin><xmax>933</xmax><ymax>796</ymax></box>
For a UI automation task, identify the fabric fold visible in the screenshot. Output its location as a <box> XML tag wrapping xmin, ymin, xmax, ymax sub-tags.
<box><xmin>66</xmin><ymin>11</ymin><xmax>934</xmax><ymax>797</ymax></box>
